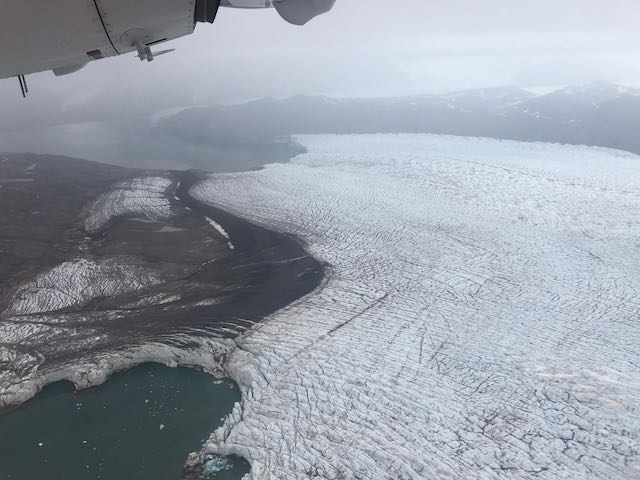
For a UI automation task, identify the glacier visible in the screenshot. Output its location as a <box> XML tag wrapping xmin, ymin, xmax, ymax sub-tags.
<box><xmin>7</xmin><ymin>258</ymin><xmax>163</xmax><ymax>316</ymax></box>
<box><xmin>190</xmin><ymin>134</ymin><xmax>640</xmax><ymax>480</ymax></box>
<box><xmin>83</xmin><ymin>176</ymin><xmax>173</xmax><ymax>233</ymax></box>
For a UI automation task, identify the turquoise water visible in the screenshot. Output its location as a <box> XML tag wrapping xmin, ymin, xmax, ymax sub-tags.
<box><xmin>0</xmin><ymin>363</ymin><xmax>250</xmax><ymax>480</ymax></box>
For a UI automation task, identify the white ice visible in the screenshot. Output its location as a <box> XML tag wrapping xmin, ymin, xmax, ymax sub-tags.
<box><xmin>205</xmin><ymin>216</ymin><xmax>235</xmax><ymax>250</ymax></box>
<box><xmin>192</xmin><ymin>134</ymin><xmax>640</xmax><ymax>480</ymax></box>
<box><xmin>83</xmin><ymin>176</ymin><xmax>173</xmax><ymax>233</ymax></box>
<box><xmin>5</xmin><ymin>258</ymin><xmax>162</xmax><ymax>316</ymax></box>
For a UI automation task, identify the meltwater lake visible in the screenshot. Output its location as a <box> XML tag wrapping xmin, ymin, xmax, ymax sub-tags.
<box><xmin>0</xmin><ymin>363</ymin><xmax>249</xmax><ymax>480</ymax></box>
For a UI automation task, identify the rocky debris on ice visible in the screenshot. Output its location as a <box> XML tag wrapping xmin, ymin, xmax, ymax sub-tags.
<box><xmin>192</xmin><ymin>134</ymin><xmax>640</xmax><ymax>480</ymax></box>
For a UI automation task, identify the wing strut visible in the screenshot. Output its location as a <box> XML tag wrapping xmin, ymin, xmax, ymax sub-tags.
<box><xmin>133</xmin><ymin>39</ymin><xmax>175</xmax><ymax>62</ymax></box>
<box><xmin>17</xmin><ymin>75</ymin><xmax>28</xmax><ymax>98</ymax></box>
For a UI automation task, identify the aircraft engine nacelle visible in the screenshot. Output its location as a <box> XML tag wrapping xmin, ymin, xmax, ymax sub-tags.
<box><xmin>274</xmin><ymin>0</ymin><xmax>336</xmax><ymax>25</ymax></box>
<box><xmin>220</xmin><ymin>0</ymin><xmax>336</xmax><ymax>25</ymax></box>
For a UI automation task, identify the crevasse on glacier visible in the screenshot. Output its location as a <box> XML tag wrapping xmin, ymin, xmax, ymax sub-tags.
<box><xmin>192</xmin><ymin>134</ymin><xmax>640</xmax><ymax>480</ymax></box>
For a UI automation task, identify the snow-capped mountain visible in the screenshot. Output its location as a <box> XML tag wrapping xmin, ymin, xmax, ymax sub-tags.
<box><xmin>1</xmin><ymin>82</ymin><xmax>638</xmax><ymax>172</ymax></box>
<box><xmin>152</xmin><ymin>82</ymin><xmax>640</xmax><ymax>162</ymax></box>
<box><xmin>510</xmin><ymin>82</ymin><xmax>640</xmax><ymax>121</ymax></box>
<box><xmin>442</xmin><ymin>85</ymin><xmax>535</xmax><ymax>112</ymax></box>
<box><xmin>546</xmin><ymin>82</ymin><xmax>640</xmax><ymax>105</ymax></box>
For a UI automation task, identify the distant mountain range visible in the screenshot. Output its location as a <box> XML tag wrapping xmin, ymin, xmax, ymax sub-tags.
<box><xmin>1</xmin><ymin>82</ymin><xmax>638</xmax><ymax>170</ymax></box>
<box><xmin>156</xmin><ymin>82</ymin><xmax>640</xmax><ymax>161</ymax></box>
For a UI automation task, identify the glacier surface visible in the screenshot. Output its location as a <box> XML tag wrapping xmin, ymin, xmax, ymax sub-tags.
<box><xmin>83</xmin><ymin>176</ymin><xmax>173</xmax><ymax>233</ymax></box>
<box><xmin>191</xmin><ymin>134</ymin><xmax>640</xmax><ymax>480</ymax></box>
<box><xmin>7</xmin><ymin>258</ymin><xmax>163</xmax><ymax>316</ymax></box>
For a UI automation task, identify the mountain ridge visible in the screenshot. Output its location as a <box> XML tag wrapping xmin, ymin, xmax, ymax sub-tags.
<box><xmin>1</xmin><ymin>82</ymin><xmax>638</xmax><ymax>171</ymax></box>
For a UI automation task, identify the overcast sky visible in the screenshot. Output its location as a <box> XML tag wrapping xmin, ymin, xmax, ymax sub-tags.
<box><xmin>1</xmin><ymin>0</ymin><xmax>640</xmax><ymax>112</ymax></box>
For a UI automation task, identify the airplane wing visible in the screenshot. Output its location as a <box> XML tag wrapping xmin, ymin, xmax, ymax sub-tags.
<box><xmin>0</xmin><ymin>0</ymin><xmax>336</xmax><ymax>82</ymax></box>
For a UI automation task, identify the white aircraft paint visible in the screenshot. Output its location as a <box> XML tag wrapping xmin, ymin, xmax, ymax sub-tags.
<box><xmin>0</xmin><ymin>0</ymin><xmax>335</xmax><ymax>79</ymax></box>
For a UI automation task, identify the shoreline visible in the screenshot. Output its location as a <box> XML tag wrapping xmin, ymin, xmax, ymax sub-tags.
<box><xmin>0</xmin><ymin>362</ymin><xmax>249</xmax><ymax>480</ymax></box>
<box><xmin>0</xmin><ymin>157</ymin><xmax>325</xmax><ymax>478</ymax></box>
<box><xmin>1</xmin><ymin>163</ymin><xmax>322</xmax><ymax>408</ymax></box>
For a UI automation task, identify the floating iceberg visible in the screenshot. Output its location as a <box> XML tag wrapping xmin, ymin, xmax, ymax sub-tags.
<box><xmin>203</xmin><ymin>454</ymin><xmax>228</xmax><ymax>474</ymax></box>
